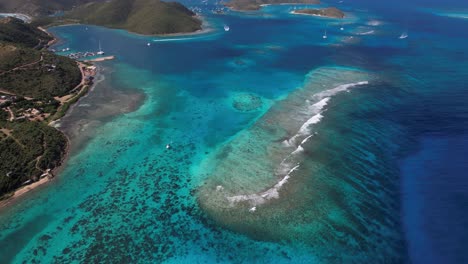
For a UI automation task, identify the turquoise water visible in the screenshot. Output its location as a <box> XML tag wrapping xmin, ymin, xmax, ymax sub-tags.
<box><xmin>1</xmin><ymin>0</ymin><xmax>468</xmax><ymax>263</ymax></box>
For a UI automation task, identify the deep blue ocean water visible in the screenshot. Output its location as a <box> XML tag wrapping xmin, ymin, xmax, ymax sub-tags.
<box><xmin>0</xmin><ymin>0</ymin><xmax>467</xmax><ymax>263</ymax></box>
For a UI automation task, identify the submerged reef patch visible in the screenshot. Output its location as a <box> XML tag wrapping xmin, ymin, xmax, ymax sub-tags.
<box><xmin>198</xmin><ymin>67</ymin><xmax>372</xmax><ymax>208</ymax></box>
<box><xmin>231</xmin><ymin>92</ymin><xmax>263</xmax><ymax>112</ymax></box>
<box><xmin>197</xmin><ymin>67</ymin><xmax>406</xmax><ymax>262</ymax></box>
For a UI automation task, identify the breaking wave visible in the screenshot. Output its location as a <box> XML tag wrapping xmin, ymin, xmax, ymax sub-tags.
<box><xmin>223</xmin><ymin>81</ymin><xmax>369</xmax><ymax>207</ymax></box>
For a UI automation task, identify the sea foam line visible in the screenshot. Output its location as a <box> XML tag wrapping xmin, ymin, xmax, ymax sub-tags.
<box><xmin>226</xmin><ymin>165</ymin><xmax>300</xmax><ymax>206</ymax></box>
<box><xmin>287</xmin><ymin>81</ymin><xmax>368</xmax><ymax>146</ymax></box>
<box><xmin>222</xmin><ymin>81</ymin><xmax>369</xmax><ymax>208</ymax></box>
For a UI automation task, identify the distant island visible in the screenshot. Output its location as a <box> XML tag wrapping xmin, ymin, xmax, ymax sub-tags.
<box><xmin>1</xmin><ymin>0</ymin><xmax>203</xmax><ymax>36</ymax></box>
<box><xmin>292</xmin><ymin>7</ymin><xmax>345</xmax><ymax>18</ymax></box>
<box><xmin>0</xmin><ymin>17</ymin><xmax>91</xmax><ymax>200</ymax></box>
<box><xmin>226</xmin><ymin>0</ymin><xmax>320</xmax><ymax>11</ymax></box>
<box><xmin>64</xmin><ymin>0</ymin><xmax>202</xmax><ymax>35</ymax></box>
<box><xmin>0</xmin><ymin>0</ymin><xmax>95</xmax><ymax>17</ymax></box>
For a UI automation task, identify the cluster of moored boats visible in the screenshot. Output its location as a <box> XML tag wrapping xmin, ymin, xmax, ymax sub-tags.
<box><xmin>51</xmin><ymin>41</ymin><xmax>105</xmax><ymax>59</ymax></box>
<box><xmin>66</xmin><ymin>51</ymin><xmax>101</xmax><ymax>59</ymax></box>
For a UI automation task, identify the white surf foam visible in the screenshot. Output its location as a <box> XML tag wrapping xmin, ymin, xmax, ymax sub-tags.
<box><xmin>226</xmin><ymin>165</ymin><xmax>300</xmax><ymax>206</ymax></box>
<box><xmin>314</xmin><ymin>81</ymin><xmax>368</xmax><ymax>99</ymax></box>
<box><xmin>285</xmin><ymin>98</ymin><xmax>329</xmax><ymax>146</ymax></box>
<box><xmin>287</xmin><ymin>81</ymin><xmax>368</xmax><ymax>146</ymax></box>
<box><xmin>300</xmin><ymin>134</ymin><xmax>314</xmax><ymax>145</ymax></box>
<box><xmin>356</xmin><ymin>30</ymin><xmax>375</xmax><ymax>35</ymax></box>
<box><xmin>223</xmin><ymin>81</ymin><xmax>369</xmax><ymax>208</ymax></box>
<box><xmin>298</xmin><ymin>113</ymin><xmax>324</xmax><ymax>135</ymax></box>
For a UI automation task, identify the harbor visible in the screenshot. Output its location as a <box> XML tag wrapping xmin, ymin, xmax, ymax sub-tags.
<box><xmin>51</xmin><ymin>40</ymin><xmax>115</xmax><ymax>61</ymax></box>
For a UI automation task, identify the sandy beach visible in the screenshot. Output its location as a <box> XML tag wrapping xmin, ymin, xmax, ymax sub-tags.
<box><xmin>0</xmin><ymin>30</ymin><xmax>91</xmax><ymax>209</ymax></box>
<box><xmin>38</xmin><ymin>26</ymin><xmax>59</xmax><ymax>47</ymax></box>
<box><xmin>0</xmin><ymin>177</ymin><xmax>52</xmax><ymax>208</ymax></box>
<box><xmin>0</xmin><ymin>12</ymin><xmax>210</xmax><ymax>210</ymax></box>
<box><xmin>84</xmin><ymin>56</ymin><xmax>115</xmax><ymax>62</ymax></box>
<box><xmin>46</xmin><ymin>15</ymin><xmax>212</xmax><ymax>38</ymax></box>
<box><xmin>0</xmin><ymin>132</ymin><xmax>71</xmax><ymax>209</ymax></box>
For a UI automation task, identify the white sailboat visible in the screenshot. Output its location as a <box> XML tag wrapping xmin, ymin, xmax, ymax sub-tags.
<box><xmin>399</xmin><ymin>32</ymin><xmax>408</xmax><ymax>39</ymax></box>
<box><xmin>323</xmin><ymin>30</ymin><xmax>328</xmax><ymax>39</ymax></box>
<box><xmin>166</xmin><ymin>141</ymin><xmax>173</xmax><ymax>149</ymax></box>
<box><xmin>97</xmin><ymin>40</ymin><xmax>105</xmax><ymax>55</ymax></box>
<box><xmin>224</xmin><ymin>25</ymin><xmax>230</xmax><ymax>32</ymax></box>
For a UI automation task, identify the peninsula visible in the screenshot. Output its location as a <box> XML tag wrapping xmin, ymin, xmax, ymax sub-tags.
<box><xmin>292</xmin><ymin>7</ymin><xmax>345</xmax><ymax>18</ymax></box>
<box><xmin>226</xmin><ymin>0</ymin><xmax>320</xmax><ymax>11</ymax></box>
<box><xmin>0</xmin><ymin>0</ymin><xmax>203</xmax><ymax>204</ymax></box>
<box><xmin>0</xmin><ymin>17</ymin><xmax>91</xmax><ymax>201</ymax></box>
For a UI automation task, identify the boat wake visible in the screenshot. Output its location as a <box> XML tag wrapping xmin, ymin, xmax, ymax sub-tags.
<box><xmin>356</xmin><ymin>30</ymin><xmax>375</xmax><ymax>35</ymax></box>
<box><xmin>366</xmin><ymin>19</ymin><xmax>383</xmax><ymax>26</ymax></box>
<box><xmin>399</xmin><ymin>32</ymin><xmax>408</xmax><ymax>39</ymax></box>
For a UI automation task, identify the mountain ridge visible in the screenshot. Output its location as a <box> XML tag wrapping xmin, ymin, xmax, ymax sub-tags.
<box><xmin>64</xmin><ymin>0</ymin><xmax>202</xmax><ymax>35</ymax></box>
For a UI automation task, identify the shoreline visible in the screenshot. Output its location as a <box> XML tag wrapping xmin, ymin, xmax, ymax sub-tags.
<box><xmin>290</xmin><ymin>10</ymin><xmax>345</xmax><ymax>19</ymax></box>
<box><xmin>44</xmin><ymin>15</ymin><xmax>211</xmax><ymax>38</ymax></box>
<box><xmin>132</xmin><ymin>15</ymin><xmax>213</xmax><ymax>37</ymax></box>
<box><xmin>84</xmin><ymin>56</ymin><xmax>115</xmax><ymax>62</ymax></box>
<box><xmin>0</xmin><ymin>28</ymin><xmax>98</xmax><ymax>210</ymax></box>
<box><xmin>0</xmin><ymin>11</ymin><xmax>203</xmax><ymax>210</ymax></box>
<box><xmin>38</xmin><ymin>26</ymin><xmax>59</xmax><ymax>47</ymax></box>
<box><xmin>228</xmin><ymin>3</ymin><xmax>317</xmax><ymax>12</ymax></box>
<box><xmin>0</xmin><ymin>136</ymin><xmax>71</xmax><ymax>209</ymax></box>
<box><xmin>0</xmin><ymin>55</ymin><xmax>144</xmax><ymax>210</ymax></box>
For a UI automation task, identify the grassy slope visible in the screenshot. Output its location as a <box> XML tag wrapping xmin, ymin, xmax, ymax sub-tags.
<box><xmin>0</xmin><ymin>18</ymin><xmax>81</xmax><ymax>98</ymax></box>
<box><xmin>0</xmin><ymin>17</ymin><xmax>76</xmax><ymax>197</ymax></box>
<box><xmin>0</xmin><ymin>120</ymin><xmax>67</xmax><ymax>196</ymax></box>
<box><xmin>0</xmin><ymin>0</ymin><xmax>97</xmax><ymax>16</ymax></box>
<box><xmin>0</xmin><ymin>51</ymin><xmax>81</xmax><ymax>98</ymax></box>
<box><xmin>0</xmin><ymin>43</ymin><xmax>41</xmax><ymax>71</ymax></box>
<box><xmin>65</xmin><ymin>0</ymin><xmax>202</xmax><ymax>35</ymax></box>
<box><xmin>226</xmin><ymin>0</ymin><xmax>320</xmax><ymax>11</ymax></box>
<box><xmin>0</xmin><ymin>17</ymin><xmax>51</xmax><ymax>48</ymax></box>
<box><xmin>295</xmin><ymin>7</ymin><xmax>345</xmax><ymax>18</ymax></box>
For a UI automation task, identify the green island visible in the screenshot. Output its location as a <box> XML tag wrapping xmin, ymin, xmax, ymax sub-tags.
<box><xmin>292</xmin><ymin>7</ymin><xmax>345</xmax><ymax>18</ymax></box>
<box><xmin>66</xmin><ymin>0</ymin><xmax>201</xmax><ymax>35</ymax></box>
<box><xmin>226</xmin><ymin>0</ymin><xmax>320</xmax><ymax>11</ymax></box>
<box><xmin>2</xmin><ymin>0</ymin><xmax>203</xmax><ymax>35</ymax></box>
<box><xmin>0</xmin><ymin>17</ymin><xmax>90</xmax><ymax>199</ymax></box>
<box><xmin>32</xmin><ymin>0</ymin><xmax>203</xmax><ymax>35</ymax></box>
